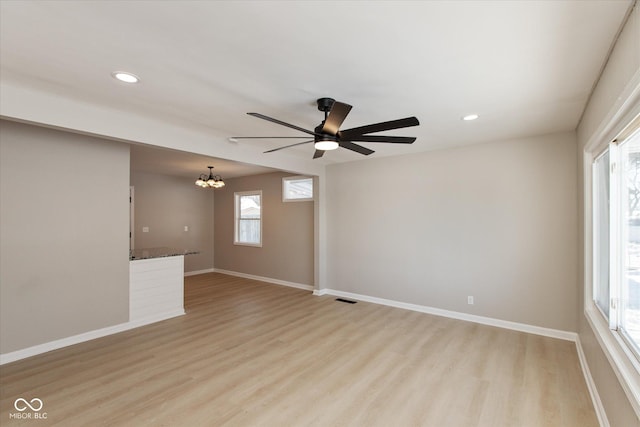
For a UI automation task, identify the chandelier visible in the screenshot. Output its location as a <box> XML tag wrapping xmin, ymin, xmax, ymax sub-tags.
<box><xmin>195</xmin><ymin>166</ymin><xmax>225</xmax><ymax>189</ymax></box>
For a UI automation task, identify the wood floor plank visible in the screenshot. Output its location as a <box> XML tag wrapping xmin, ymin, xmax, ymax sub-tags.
<box><xmin>0</xmin><ymin>273</ymin><xmax>598</xmax><ymax>426</ymax></box>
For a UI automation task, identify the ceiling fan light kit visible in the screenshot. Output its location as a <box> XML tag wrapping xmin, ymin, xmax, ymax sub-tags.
<box><xmin>234</xmin><ymin>97</ymin><xmax>420</xmax><ymax>159</ymax></box>
<box><xmin>314</xmin><ymin>140</ymin><xmax>339</xmax><ymax>151</ymax></box>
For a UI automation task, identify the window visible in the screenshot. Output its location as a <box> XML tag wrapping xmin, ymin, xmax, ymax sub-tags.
<box><xmin>283</xmin><ymin>176</ymin><xmax>313</xmax><ymax>202</ymax></box>
<box><xmin>593</xmin><ymin>150</ymin><xmax>611</xmax><ymax>320</ymax></box>
<box><xmin>593</xmin><ymin>125</ymin><xmax>640</xmax><ymax>357</ymax></box>
<box><xmin>234</xmin><ymin>191</ymin><xmax>262</xmax><ymax>246</ymax></box>
<box><xmin>620</xmin><ymin>135</ymin><xmax>640</xmax><ymax>352</ymax></box>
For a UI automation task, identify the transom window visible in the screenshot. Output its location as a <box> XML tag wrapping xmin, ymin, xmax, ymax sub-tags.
<box><xmin>234</xmin><ymin>190</ymin><xmax>262</xmax><ymax>246</ymax></box>
<box><xmin>282</xmin><ymin>176</ymin><xmax>313</xmax><ymax>202</ymax></box>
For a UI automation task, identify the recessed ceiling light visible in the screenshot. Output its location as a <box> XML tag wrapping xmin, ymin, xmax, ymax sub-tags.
<box><xmin>462</xmin><ymin>114</ymin><xmax>479</xmax><ymax>121</ymax></box>
<box><xmin>111</xmin><ymin>71</ymin><xmax>140</xmax><ymax>84</ymax></box>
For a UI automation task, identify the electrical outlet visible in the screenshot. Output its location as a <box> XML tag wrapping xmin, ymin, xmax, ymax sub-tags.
<box><xmin>468</xmin><ymin>296</ymin><xmax>474</xmax><ymax>305</ymax></box>
<box><xmin>142</xmin><ymin>226</ymin><xmax>149</xmax><ymax>233</ymax></box>
<box><xmin>184</xmin><ymin>226</ymin><xmax>189</xmax><ymax>232</ymax></box>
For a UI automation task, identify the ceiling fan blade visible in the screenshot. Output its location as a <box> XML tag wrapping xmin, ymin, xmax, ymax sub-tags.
<box><xmin>313</xmin><ymin>149</ymin><xmax>325</xmax><ymax>159</ymax></box>
<box><xmin>264</xmin><ymin>140</ymin><xmax>314</xmax><ymax>153</ymax></box>
<box><xmin>321</xmin><ymin>101</ymin><xmax>352</xmax><ymax>136</ymax></box>
<box><xmin>339</xmin><ymin>117</ymin><xmax>420</xmax><ymax>139</ymax></box>
<box><xmin>347</xmin><ymin>135</ymin><xmax>416</xmax><ymax>144</ymax></box>
<box><xmin>247</xmin><ymin>112</ymin><xmax>319</xmax><ymax>136</ymax></box>
<box><xmin>231</xmin><ymin>136</ymin><xmax>311</xmax><ymax>139</ymax></box>
<box><xmin>339</xmin><ymin>141</ymin><xmax>374</xmax><ymax>156</ymax></box>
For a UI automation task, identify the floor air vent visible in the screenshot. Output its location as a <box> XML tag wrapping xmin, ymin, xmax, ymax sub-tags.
<box><xmin>335</xmin><ymin>298</ymin><xmax>357</xmax><ymax>304</ymax></box>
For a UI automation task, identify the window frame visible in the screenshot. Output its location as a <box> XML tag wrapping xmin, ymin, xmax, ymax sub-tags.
<box><xmin>586</xmin><ymin>110</ymin><xmax>640</xmax><ymax>418</ymax></box>
<box><xmin>234</xmin><ymin>190</ymin><xmax>262</xmax><ymax>247</ymax></box>
<box><xmin>593</xmin><ymin>148</ymin><xmax>613</xmax><ymax>323</ymax></box>
<box><xmin>593</xmin><ymin>141</ymin><xmax>638</xmax><ymax>338</ymax></box>
<box><xmin>282</xmin><ymin>175</ymin><xmax>314</xmax><ymax>202</ymax></box>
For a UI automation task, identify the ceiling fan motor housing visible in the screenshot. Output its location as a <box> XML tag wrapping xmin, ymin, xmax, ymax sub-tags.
<box><xmin>314</xmin><ymin>123</ymin><xmax>338</xmax><ymax>143</ymax></box>
<box><xmin>317</xmin><ymin>97</ymin><xmax>335</xmax><ymax>113</ymax></box>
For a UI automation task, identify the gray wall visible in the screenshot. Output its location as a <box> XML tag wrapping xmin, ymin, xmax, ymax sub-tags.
<box><xmin>577</xmin><ymin>3</ymin><xmax>639</xmax><ymax>425</ymax></box>
<box><xmin>131</xmin><ymin>171</ymin><xmax>214</xmax><ymax>273</ymax></box>
<box><xmin>0</xmin><ymin>120</ymin><xmax>130</xmax><ymax>354</ymax></box>
<box><xmin>326</xmin><ymin>131</ymin><xmax>578</xmax><ymax>332</ymax></box>
<box><xmin>214</xmin><ymin>171</ymin><xmax>314</xmax><ymax>286</ymax></box>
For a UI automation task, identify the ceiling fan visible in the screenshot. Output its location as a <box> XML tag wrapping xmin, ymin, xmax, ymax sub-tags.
<box><xmin>232</xmin><ymin>98</ymin><xmax>420</xmax><ymax>159</ymax></box>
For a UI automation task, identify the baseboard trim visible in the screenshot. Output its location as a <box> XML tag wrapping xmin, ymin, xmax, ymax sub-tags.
<box><xmin>318</xmin><ymin>288</ymin><xmax>577</xmax><ymax>342</ymax></box>
<box><xmin>576</xmin><ymin>335</ymin><xmax>609</xmax><ymax>427</ymax></box>
<box><xmin>213</xmin><ymin>268</ymin><xmax>314</xmax><ymax>292</ymax></box>
<box><xmin>0</xmin><ymin>310</ymin><xmax>185</xmax><ymax>366</ymax></box>
<box><xmin>184</xmin><ymin>268</ymin><xmax>215</xmax><ymax>277</ymax></box>
<box><xmin>128</xmin><ymin>309</ymin><xmax>185</xmax><ymax>330</ymax></box>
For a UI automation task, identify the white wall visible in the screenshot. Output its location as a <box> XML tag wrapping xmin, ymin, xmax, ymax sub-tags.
<box><xmin>577</xmin><ymin>3</ymin><xmax>640</xmax><ymax>425</ymax></box>
<box><xmin>214</xmin><ymin>172</ymin><xmax>314</xmax><ymax>286</ymax></box>
<box><xmin>0</xmin><ymin>120</ymin><xmax>130</xmax><ymax>354</ymax></box>
<box><xmin>131</xmin><ymin>171</ymin><xmax>214</xmax><ymax>273</ymax></box>
<box><xmin>326</xmin><ymin>131</ymin><xmax>577</xmax><ymax>332</ymax></box>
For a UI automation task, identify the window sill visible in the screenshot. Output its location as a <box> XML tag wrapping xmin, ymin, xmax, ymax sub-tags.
<box><xmin>283</xmin><ymin>198</ymin><xmax>313</xmax><ymax>203</ymax></box>
<box><xmin>233</xmin><ymin>242</ymin><xmax>262</xmax><ymax>248</ymax></box>
<box><xmin>585</xmin><ymin>304</ymin><xmax>640</xmax><ymax>417</ymax></box>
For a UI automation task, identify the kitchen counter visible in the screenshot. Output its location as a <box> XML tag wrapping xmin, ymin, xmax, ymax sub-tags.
<box><xmin>130</xmin><ymin>246</ymin><xmax>199</xmax><ymax>260</ymax></box>
<box><xmin>129</xmin><ymin>249</ymin><xmax>193</xmax><ymax>326</ymax></box>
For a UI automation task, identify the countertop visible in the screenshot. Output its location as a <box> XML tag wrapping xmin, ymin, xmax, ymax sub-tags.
<box><xmin>130</xmin><ymin>247</ymin><xmax>199</xmax><ymax>260</ymax></box>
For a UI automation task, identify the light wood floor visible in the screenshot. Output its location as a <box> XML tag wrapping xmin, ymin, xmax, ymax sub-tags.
<box><xmin>1</xmin><ymin>273</ymin><xmax>597</xmax><ymax>426</ymax></box>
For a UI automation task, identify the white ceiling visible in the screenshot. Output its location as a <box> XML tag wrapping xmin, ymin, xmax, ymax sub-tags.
<box><xmin>130</xmin><ymin>143</ymin><xmax>275</xmax><ymax>179</ymax></box>
<box><xmin>0</xmin><ymin>1</ymin><xmax>633</xmax><ymax>176</ymax></box>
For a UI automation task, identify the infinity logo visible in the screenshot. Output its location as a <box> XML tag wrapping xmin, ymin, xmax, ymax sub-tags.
<box><xmin>14</xmin><ymin>398</ymin><xmax>43</xmax><ymax>412</ymax></box>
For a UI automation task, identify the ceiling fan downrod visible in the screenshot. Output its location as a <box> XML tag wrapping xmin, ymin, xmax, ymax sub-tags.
<box><xmin>317</xmin><ymin>97</ymin><xmax>335</xmax><ymax>121</ymax></box>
